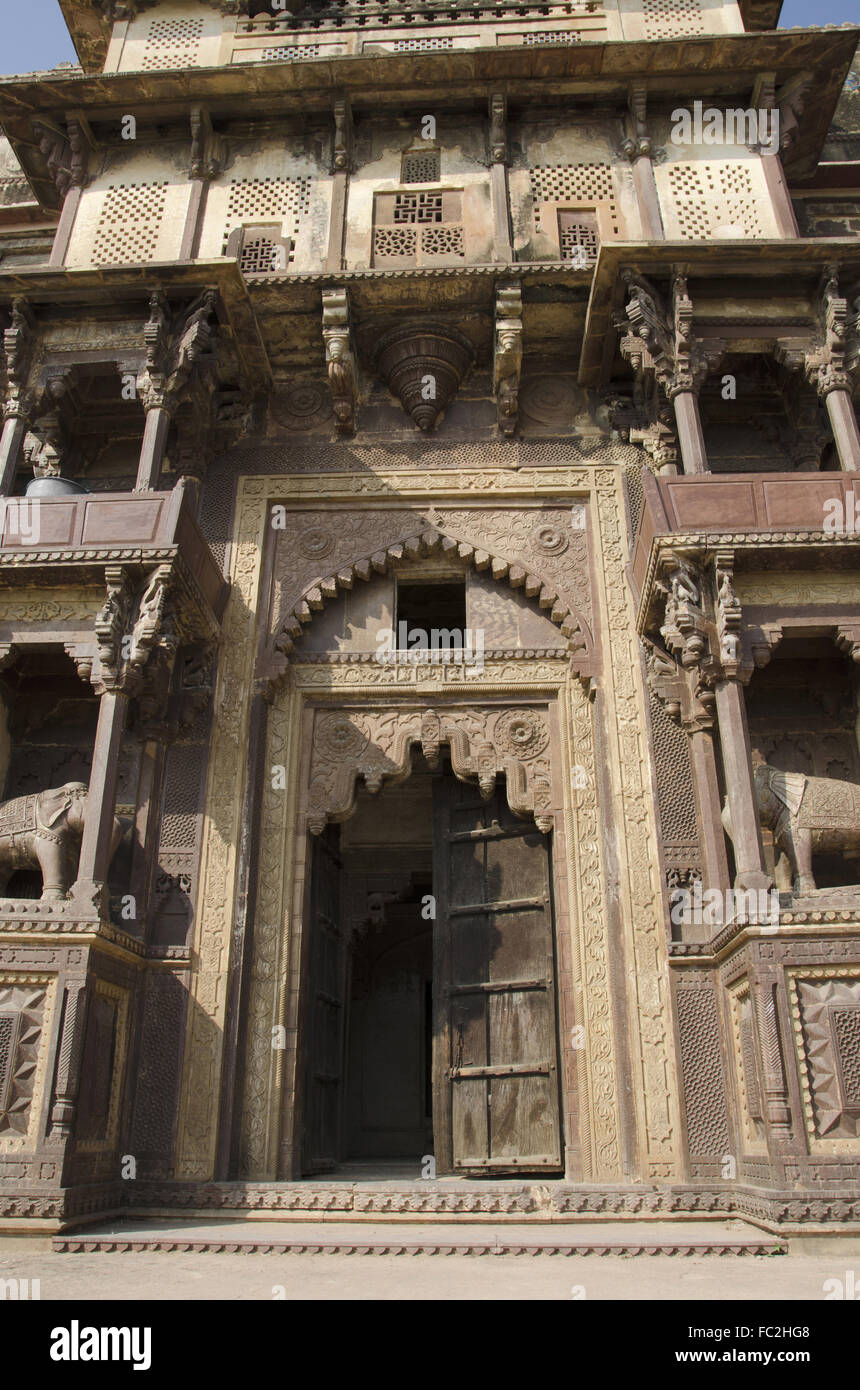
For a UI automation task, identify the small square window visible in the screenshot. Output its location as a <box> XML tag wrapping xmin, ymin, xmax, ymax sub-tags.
<box><xmin>396</xmin><ymin>580</ymin><xmax>467</xmax><ymax>648</ymax></box>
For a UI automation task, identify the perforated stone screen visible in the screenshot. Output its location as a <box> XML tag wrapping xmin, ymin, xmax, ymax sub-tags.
<box><xmin>141</xmin><ymin>16</ymin><xmax>205</xmax><ymax>70</ymax></box>
<box><xmin>402</xmin><ymin>151</ymin><xmax>441</xmax><ymax>184</ymax></box>
<box><xmin>391</xmin><ymin>36</ymin><xmax>455</xmax><ymax>51</ymax></box>
<box><xmin>531</xmin><ymin>163</ymin><xmax>620</xmax><ymax>242</ymax></box>
<box><xmin>260</xmin><ymin>44</ymin><xmax>321</xmax><ymax>60</ymax></box>
<box><xmin>666</xmin><ymin>162</ymin><xmax>764</xmax><ymax>238</ymax></box>
<box><xmin>221</xmin><ymin>177</ymin><xmax>312</xmax><ymax>256</ymax></box>
<box><xmin>522</xmin><ymin>31</ymin><xmax>582</xmax><ymax>43</ymax></box>
<box><xmin>642</xmin><ymin>0</ymin><xmax>705</xmax><ymax>37</ymax></box>
<box><xmin>91</xmin><ymin>182</ymin><xmax>169</xmax><ymax>265</ymax></box>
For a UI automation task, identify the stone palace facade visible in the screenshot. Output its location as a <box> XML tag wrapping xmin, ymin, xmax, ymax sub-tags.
<box><xmin>0</xmin><ymin>0</ymin><xmax>859</xmax><ymax>1231</ymax></box>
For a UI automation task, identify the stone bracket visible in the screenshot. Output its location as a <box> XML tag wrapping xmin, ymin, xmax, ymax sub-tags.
<box><xmin>322</xmin><ymin>287</ymin><xmax>357</xmax><ymax>435</ymax></box>
<box><xmin>493</xmin><ymin>281</ymin><xmax>522</xmax><ymax>439</ymax></box>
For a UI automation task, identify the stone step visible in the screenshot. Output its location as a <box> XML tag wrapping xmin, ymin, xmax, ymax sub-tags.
<box><xmin>53</xmin><ymin>1219</ymin><xmax>787</xmax><ymax>1257</ymax></box>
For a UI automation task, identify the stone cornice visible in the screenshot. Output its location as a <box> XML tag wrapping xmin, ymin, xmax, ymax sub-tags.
<box><xmin>2</xmin><ymin>28</ymin><xmax>856</xmax><ymax>207</ymax></box>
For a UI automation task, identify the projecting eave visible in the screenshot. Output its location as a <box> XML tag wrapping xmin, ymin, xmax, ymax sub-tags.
<box><xmin>0</xmin><ymin>28</ymin><xmax>856</xmax><ymax>211</ymax></box>
<box><xmin>0</xmin><ymin>258</ymin><xmax>271</xmax><ymax>393</ymax></box>
<box><xmin>578</xmin><ymin>237</ymin><xmax>860</xmax><ymax>388</ymax></box>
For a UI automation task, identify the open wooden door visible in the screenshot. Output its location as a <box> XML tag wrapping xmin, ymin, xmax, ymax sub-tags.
<box><xmin>302</xmin><ymin>825</ymin><xmax>348</xmax><ymax>1173</ymax></box>
<box><xmin>432</xmin><ymin>774</ymin><xmax>563</xmax><ymax>1174</ymax></box>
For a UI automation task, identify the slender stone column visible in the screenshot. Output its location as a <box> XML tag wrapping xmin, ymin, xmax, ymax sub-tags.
<box><xmin>489</xmin><ymin>94</ymin><xmax>513</xmax><ymax>263</ymax></box>
<box><xmin>49</xmin><ymin>978</ymin><xmax>90</xmax><ymax>1136</ymax></box>
<box><xmin>714</xmin><ymin>678</ymin><xmax>771</xmax><ymax>892</ymax></box>
<box><xmin>136</xmin><ymin>402</ymin><xmax>173</xmax><ymax>491</ymax></box>
<box><xmin>671</xmin><ymin>389</ymin><xmax>709</xmax><ymax>475</ymax></box>
<box><xmin>0</xmin><ymin>412</ymin><xmax>29</xmax><ymax>496</ymax></box>
<box><xmin>74</xmin><ymin>689</ymin><xmax>130</xmax><ymax>912</ymax></box>
<box><xmin>688</xmin><ymin>727</ymin><xmax>730</xmax><ymax>893</ymax></box>
<box><xmin>825</xmin><ymin>388</ymin><xmax>860</xmax><ymax>472</ymax></box>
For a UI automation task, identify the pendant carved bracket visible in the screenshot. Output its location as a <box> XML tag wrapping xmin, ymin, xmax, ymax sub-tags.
<box><xmin>331</xmin><ymin>95</ymin><xmax>354</xmax><ymax>175</ymax></box>
<box><xmin>190</xmin><ymin>106</ymin><xmax>228</xmax><ymax>180</ymax></box>
<box><xmin>616</xmin><ymin>270</ymin><xmax>725</xmax><ymax>400</ymax></box>
<box><xmin>489</xmin><ymin>93</ymin><xmax>508</xmax><ymax>166</ymax></box>
<box><xmin>494</xmin><ymin>281</ymin><xmax>522</xmax><ymax>439</ymax></box>
<box><xmin>307</xmin><ymin>706</ymin><xmax>554</xmax><ymax>836</ymax></box>
<box><xmin>1</xmin><ymin>300</ymin><xmax>36</xmax><ymax>424</ymax></box>
<box><xmin>322</xmin><ymin>288</ymin><xmax>357</xmax><ymax>435</ymax></box>
<box><xmin>136</xmin><ymin>289</ymin><xmax>221</xmax><ymax>417</ymax></box>
<box><xmin>776</xmin><ymin>267</ymin><xmax>860</xmax><ymax>399</ymax></box>
<box><xmin>620</xmin><ymin>82</ymin><xmax>652</xmax><ymax>160</ymax></box>
<box><xmin>93</xmin><ymin>563</ymin><xmax>175</xmax><ymax>697</ymax></box>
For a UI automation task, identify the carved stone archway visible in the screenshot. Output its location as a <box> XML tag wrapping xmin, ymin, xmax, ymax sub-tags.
<box><xmin>273</xmin><ymin>514</ymin><xmax>594</xmax><ymax>670</ymax></box>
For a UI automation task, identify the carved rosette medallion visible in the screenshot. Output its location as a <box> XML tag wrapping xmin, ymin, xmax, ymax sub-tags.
<box><xmin>494</xmin><ymin>708</ymin><xmax>550</xmax><ymax>761</ymax></box>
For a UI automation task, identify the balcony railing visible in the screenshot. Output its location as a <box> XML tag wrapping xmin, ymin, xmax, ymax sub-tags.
<box><xmin>0</xmin><ymin>489</ymin><xmax>226</xmax><ymax>621</ymax></box>
<box><xmin>632</xmin><ymin>471</ymin><xmax>860</xmax><ymax>603</ymax></box>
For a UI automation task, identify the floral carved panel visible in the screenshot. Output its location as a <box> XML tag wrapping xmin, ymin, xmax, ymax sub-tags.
<box><xmin>306</xmin><ymin>704</ymin><xmax>555</xmax><ymax>835</ymax></box>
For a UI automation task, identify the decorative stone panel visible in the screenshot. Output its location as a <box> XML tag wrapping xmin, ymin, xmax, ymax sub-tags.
<box><xmin>129</xmin><ymin>969</ymin><xmax>188</xmax><ymax>1176</ymax></box>
<box><xmin>789</xmin><ymin>969</ymin><xmax>860</xmax><ymax>1150</ymax></box>
<box><xmin>221</xmin><ymin>178</ymin><xmax>312</xmax><ymax>258</ymax></box>
<box><xmin>0</xmin><ymin>975</ymin><xmax>56</xmax><ymax>1152</ymax></box>
<box><xmin>674</xmin><ymin>972</ymin><xmax>731</xmax><ymax>1160</ymax></box>
<box><xmin>656</xmin><ymin>158</ymin><xmax>777</xmax><ymax>241</ymax></box>
<box><xmin>75</xmin><ymin>979</ymin><xmax>129</xmax><ymax>1153</ymax></box>
<box><xmin>642</xmin><ymin>0</ymin><xmax>705</xmax><ymax>38</ymax></box>
<box><xmin>140</xmin><ymin>16</ymin><xmax>205</xmax><ymax>71</ymax></box>
<box><xmin>727</xmin><ymin>977</ymin><xmax>767</xmax><ymax>1154</ymax></box>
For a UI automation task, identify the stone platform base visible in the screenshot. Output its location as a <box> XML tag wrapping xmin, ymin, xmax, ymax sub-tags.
<box><xmin>52</xmin><ymin>1218</ymin><xmax>785</xmax><ymax>1258</ymax></box>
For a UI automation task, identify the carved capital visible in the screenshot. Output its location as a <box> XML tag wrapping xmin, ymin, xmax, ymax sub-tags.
<box><xmin>1</xmin><ymin>299</ymin><xmax>36</xmax><ymax>422</ymax></box>
<box><xmin>136</xmin><ymin>289</ymin><xmax>220</xmax><ymax>418</ymax></box>
<box><xmin>777</xmin><ymin>268</ymin><xmax>860</xmax><ymax>399</ymax></box>
<box><xmin>93</xmin><ymin>563</ymin><xmax>173</xmax><ymax>694</ymax></box>
<box><xmin>617</xmin><ymin>271</ymin><xmax>724</xmax><ymax>400</ymax></box>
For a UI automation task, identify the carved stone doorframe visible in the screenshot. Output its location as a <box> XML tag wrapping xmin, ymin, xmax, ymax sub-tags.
<box><xmin>268</xmin><ymin>689</ymin><xmax>577</xmax><ymax>1181</ymax></box>
<box><xmin>176</xmin><ymin>466</ymin><xmax>682</xmax><ymax>1191</ymax></box>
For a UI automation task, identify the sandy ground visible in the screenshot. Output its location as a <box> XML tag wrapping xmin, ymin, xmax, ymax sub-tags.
<box><xmin>1</xmin><ymin>1242</ymin><xmax>858</xmax><ymax>1300</ymax></box>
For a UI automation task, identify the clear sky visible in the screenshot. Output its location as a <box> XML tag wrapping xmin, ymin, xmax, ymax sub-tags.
<box><xmin>0</xmin><ymin>0</ymin><xmax>857</xmax><ymax>75</ymax></box>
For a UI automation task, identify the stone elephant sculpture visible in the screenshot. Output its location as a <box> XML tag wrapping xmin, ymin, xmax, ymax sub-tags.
<box><xmin>722</xmin><ymin>762</ymin><xmax>860</xmax><ymax>895</ymax></box>
<box><xmin>0</xmin><ymin>783</ymin><xmax>123</xmax><ymax>901</ymax></box>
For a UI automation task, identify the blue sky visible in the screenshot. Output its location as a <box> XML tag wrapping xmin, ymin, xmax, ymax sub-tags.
<box><xmin>0</xmin><ymin>0</ymin><xmax>857</xmax><ymax>75</ymax></box>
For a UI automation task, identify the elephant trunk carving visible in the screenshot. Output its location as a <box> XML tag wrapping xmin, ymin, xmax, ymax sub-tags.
<box><xmin>0</xmin><ymin>783</ymin><xmax>124</xmax><ymax>902</ymax></box>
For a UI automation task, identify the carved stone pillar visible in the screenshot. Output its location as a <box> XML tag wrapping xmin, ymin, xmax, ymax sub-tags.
<box><xmin>687</xmin><ymin>726</ymin><xmax>730</xmax><ymax>893</ymax></box>
<box><xmin>622</xmin><ymin>85</ymin><xmax>664</xmax><ymax>241</ymax></box>
<box><xmin>73</xmin><ymin>563</ymin><xmax>173</xmax><ymax>915</ymax></box>
<box><xmin>670</xmin><ymin>388</ymin><xmax>708</xmax><ymax>476</ymax></box>
<box><xmin>714</xmin><ymin>678</ymin><xmax>770</xmax><ymax>892</ymax></box>
<box><xmin>326</xmin><ymin>96</ymin><xmax>352</xmax><ymax>272</ymax></box>
<box><xmin>751</xmin><ymin>968</ymin><xmax>794</xmax><ymax>1159</ymax></box>
<box><xmin>825</xmin><ymin>389</ymin><xmax>860</xmax><ymax>473</ymax></box>
<box><xmin>49</xmin><ymin>978</ymin><xmax>89</xmax><ymax>1137</ymax></box>
<box><xmin>74</xmin><ymin>688</ymin><xmax>130</xmax><ymax>911</ymax></box>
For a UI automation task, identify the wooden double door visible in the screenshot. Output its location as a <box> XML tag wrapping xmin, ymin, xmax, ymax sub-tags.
<box><xmin>302</xmin><ymin>774</ymin><xmax>564</xmax><ymax>1175</ymax></box>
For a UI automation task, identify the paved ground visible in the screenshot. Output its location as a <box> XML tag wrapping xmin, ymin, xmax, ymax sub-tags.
<box><xmin>1</xmin><ymin>1237</ymin><xmax>858</xmax><ymax>1300</ymax></box>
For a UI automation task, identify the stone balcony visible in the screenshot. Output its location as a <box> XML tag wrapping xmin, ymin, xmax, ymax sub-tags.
<box><xmin>0</xmin><ymin>487</ymin><xmax>226</xmax><ymax>622</ymax></box>
<box><xmin>631</xmin><ymin>470</ymin><xmax>860</xmax><ymax>624</ymax></box>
